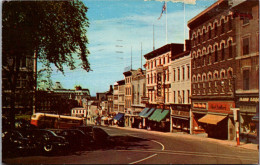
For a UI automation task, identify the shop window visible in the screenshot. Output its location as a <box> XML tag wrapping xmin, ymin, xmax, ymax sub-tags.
<box><xmin>243</xmin><ymin>70</ymin><xmax>250</xmax><ymax>90</ymax></box>
<box><xmin>243</xmin><ymin>37</ymin><xmax>249</xmax><ymax>55</ymax></box>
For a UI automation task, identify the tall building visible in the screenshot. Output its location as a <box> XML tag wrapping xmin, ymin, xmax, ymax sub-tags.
<box><xmin>169</xmin><ymin>42</ymin><xmax>192</xmax><ymax>134</ymax></box>
<box><xmin>2</xmin><ymin>55</ymin><xmax>34</xmax><ymax>116</ymax></box>
<box><xmin>188</xmin><ymin>0</ymin><xmax>244</xmax><ymax>140</ymax></box>
<box><xmin>231</xmin><ymin>0</ymin><xmax>259</xmax><ymax>143</ymax></box>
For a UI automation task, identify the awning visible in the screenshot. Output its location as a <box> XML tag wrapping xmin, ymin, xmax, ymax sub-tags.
<box><xmin>101</xmin><ymin>117</ymin><xmax>108</xmax><ymax>120</ymax></box>
<box><xmin>142</xmin><ymin>108</ymin><xmax>156</xmax><ymax>118</ymax></box>
<box><xmin>149</xmin><ymin>109</ymin><xmax>170</xmax><ymax>122</ymax></box>
<box><xmin>113</xmin><ymin>113</ymin><xmax>124</xmax><ymax>121</ymax></box>
<box><xmin>198</xmin><ymin>114</ymin><xmax>226</xmax><ymax>125</ymax></box>
<box><xmin>139</xmin><ymin>107</ymin><xmax>150</xmax><ymax>117</ymax></box>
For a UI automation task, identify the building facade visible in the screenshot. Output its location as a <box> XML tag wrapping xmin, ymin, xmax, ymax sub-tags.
<box><xmin>169</xmin><ymin>48</ymin><xmax>191</xmax><ymax>134</ymax></box>
<box><xmin>231</xmin><ymin>0</ymin><xmax>259</xmax><ymax>143</ymax></box>
<box><xmin>188</xmin><ymin>0</ymin><xmax>237</xmax><ymax>140</ymax></box>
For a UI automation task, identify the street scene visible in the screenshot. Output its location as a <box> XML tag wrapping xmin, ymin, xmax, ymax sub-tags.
<box><xmin>2</xmin><ymin>0</ymin><xmax>259</xmax><ymax>164</ymax></box>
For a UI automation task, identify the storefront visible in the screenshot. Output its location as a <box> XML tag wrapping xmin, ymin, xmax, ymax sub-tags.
<box><xmin>236</xmin><ymin>95</ymin><xmax>259</xmax><ymax>144</ymax></box>
<box><xmin>139</xmin><ymin>107</ymin><xmax>156</xmax><ymax>129</ymax></box>
<box><xmin>148</xmin><ymin>109</ymin><xmax>170</xmax><ymax>132</ymax></box>
<box><xmin>113</xmin><ymin>113</ymin><xmax>124</xmax><ymax>126</ymax></box>
<box><xmin>170</xmin><ymin>104</ymin><xmax>191</xmax><ymax>133</ymax></box>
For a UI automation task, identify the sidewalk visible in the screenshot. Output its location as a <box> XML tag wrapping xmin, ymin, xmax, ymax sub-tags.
<box><xmin>108</xmin><ymin>125</ymin><xmax>259</xmax><ymax>151</ymax></box>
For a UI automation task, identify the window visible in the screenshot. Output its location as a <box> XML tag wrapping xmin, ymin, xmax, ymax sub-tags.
<box><xmin>243</xmin><ymin>70</ymin><xmax>249</xmax><ymax>90</ymax></box>
<box><xmin>163</xmin><ymin>57</ymin><xmax>165</xmax><ymax>64</ymax></box>
<box><xmin>208</xmin><ymin>52</ymin><xmax>212</xmax><ymax>64</ymax></box>
<box><xmin>187</xmin><ymin>66</ymin><xmax>190</xmax><ymax>79</ymax></box>
<box><xmin>167</xmin><ymin>70</ymin><xmax>169</xmax><ymax>81</ymax></box>
<box><xmin>229</xmin><ymin>16</ymin><xmax>232</xmax><ymax>30</ymax></box>
<box><xmin>187</xmin><ymin>90</ymin><xmax>190</xmax><ymax>103</ymax></box>
<box><xmin>21</xmin><ymin>57</ymin><xmax>26</xmax><ymax>68</ymax></box>
<box><xmin>182</xmin><ymin>90</ymin><xmax>185</xmax><ymax>103</ymax></box>
<box><xmin>173</xmin><ymin>69</ymin><xmax>176</xmax><ymax>81</ymax></box>
<box><xmin>208</xmin><ymin>27</ymin><xmax>211</xmax><ymax>39</ymax></box>
<box><xmin>178</xmin><ymin>68</ymin><xmax>180</xmax><ymax>81</ymax></box>
<box><xmin>203</xmin><ymin>29</ymin><xmax>206</xmax><ymax>40</ymax></box>
<box><xmin>154</xmin><ymin>73</ymin><xmax>156</xmax><ymax>83</ymax></box>
<box><xmin>151</xmin><ymin>61</ymin><xmax>153</xmax><ymax>69</ymax></box>
<box><xmin>221</xmin><ymin>19</ymin><xmax>225</xmax><ymax>34</ymax></box>
<box><xmin>243</xmin><ymin>38</ymin><xmax>249</xmax><ymax>55</ymax></box>
<box><xmin>198</xmin><ymin>33</ymin><xmax>200</xmax><ymax>43</ymax></box>
<box><xmin>221</xmin><ymin>43</ymin><xmax>225</xmax><ymax>60</ymax></box>
<box><xmin>215</xmin><ymin>45</ymin><xmax>218</xmax><ymax>62</ymax></box>
<box><xmin>155</xmin><ymin>60</ymin><xmax>157</xmax><ymax>66</ymax></box>
<box><xmin>229</xmin><ymin>40</ymin><xmax>233</xmax><ymax>58</ymax></box>
<box><xmin>203</xmin><ymin>56</ymin><xmax>206</xmax><ymax>66</ymax></box>
<box><xmin>182</xmin><ymin>67</ymin><xmax>185</xmax><ymax>80</ymax></box>
<box><xmin>147</xmin><ymin>74</ymin><xmax>150</xmax><ymax>84</ymax></box>
<box><xmin>151</xmin><ymin>73</ymin><xmax>153</xmax><ymax>84</ymax></box>
<box><xmin>243</xmin><ymin>17</ymin><xmax>250</xmax><ymax>25</ymax></box>
<box><xmin>173</xmin><ymin>91</ymin><xmax>176</xmax><ymax>103</ymax></box>
<box><xmin>214</xmin><ymin>23</ymin><xmax>218</xmax><ymax>36</ymax></box>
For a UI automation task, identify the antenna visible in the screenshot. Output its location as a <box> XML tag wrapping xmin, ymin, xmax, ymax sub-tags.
<box><xmin>131</xmin><ymin>46</ymin><xmax>132</xmax><ymax>70</ymax></box>
<box><xmin>153</xmin><ymin>24</ymin><xmax>155</xmax><ymax>50</ymax></box>
<box><xmin>141</xmin><ymin>42</ymin><xmax>143</xmax><ymax>69</ymax></box>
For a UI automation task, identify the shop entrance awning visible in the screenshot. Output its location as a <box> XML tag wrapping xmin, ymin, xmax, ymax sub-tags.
<box><xmin>198</xmin><ymin>114</ymin><xmax>226</xmax><ymax>125</ymax></box>
<box><xmin>141</xmin><ymin>108</ymin><xmax>156</xmax><ymax>118</ymax></box>
<box><xmin>139</xmin><ymin>108</ymin><xmax>150</xmax><ymax>117</ymax></box>
<box><xmin>113</xmin><ymin>113</ymin><xmax>124</xmax><ymax>121</ymax></box>
<box><xmin>149</xmin><ymin>109</ymin><xmax>170</xmax><ymax>122</ymax></box>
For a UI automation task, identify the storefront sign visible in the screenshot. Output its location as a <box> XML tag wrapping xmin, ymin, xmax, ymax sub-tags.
<box><xmin>157</xmin><ymin>72</ymin><xmax>162</xmax><ymax>97</ymax></box>
<box><xmin>208</xmin><ymin>101</ymin><xmax>235</xmax><ymax>111</ymax></box>
<box><xmin>193</xmin><ymin>103</ymin><xmax>207</xmax><ymax>109</ymax></box>
<box><xmin>172</xmin><ymin>110</ymin><xmax>189</xmax><ymax>117</ymax></box>
<box><xmin>239</xmin><ymin>97</ymin><xmax>259</xmax><ymax>103</ymax></box>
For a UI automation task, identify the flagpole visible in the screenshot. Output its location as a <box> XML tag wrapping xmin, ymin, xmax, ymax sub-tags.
<box><xmin>153</xmin><ymin>24</ymin><xmax>155</xmax><ymax>50</ymax></box>
<box><xmin>166</xmin><ymin>1</ymin><xmax>168</xmax><ymax>44</ymax></box>
<box><xmin>183</xmin><ymin>3</ymin><xmax>186</xmax><ymax>51</ymax></box>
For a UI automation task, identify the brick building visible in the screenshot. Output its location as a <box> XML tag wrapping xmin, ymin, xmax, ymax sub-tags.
<box><xmin>188</xmin><ymin>0</ymin><xmax>236</xmax><ymax>140</ymax></box>
<box><xmin>231</xmin><ymin>0</ymin><xmax>259</xmax><ymax>143</ymax></box>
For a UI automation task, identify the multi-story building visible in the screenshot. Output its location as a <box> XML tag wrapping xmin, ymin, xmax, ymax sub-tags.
<box><xmin>231</xmin><ymin>0</ymin><xmax>259</xmax><ymax>143</ymax></box>
<box><xmin>113</xmin><ymin>80</ymin><xmax>125</xmax><ymax>113</ymax></box>
<box><xmin>169</xmin><ymin>42</ymin><xmax>191</xmax><ymax>133</ymax></box>
<box><xmin>2</xmin><ymin>55</ymin><xmax>34</xmax><ymax>116</ymax></box>
<box><xmin>188</xmin><ymin>0</ymin><xmax>237</xmax><ymax>140</ymax></box>
<box><xmin>124</xmin><ymin>68</ymin><xmax>146</xmax><ymax>128</ymax></box>
<box><xmin>143</xmin><ymin>43</ymin><xmax>184</xmax><ymax>131</ymax></box>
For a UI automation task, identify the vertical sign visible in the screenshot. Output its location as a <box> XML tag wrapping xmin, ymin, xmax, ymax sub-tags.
<box><xmin>157</xmin><ymin>72</ymin><xmax>162</xmax><ymax>97</ymax></box>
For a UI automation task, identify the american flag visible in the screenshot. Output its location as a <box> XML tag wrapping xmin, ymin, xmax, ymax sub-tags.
<box><xmin>158</xmin><ymin>2</ymin><xmax>166</xmax><ymax>20</ymax></box>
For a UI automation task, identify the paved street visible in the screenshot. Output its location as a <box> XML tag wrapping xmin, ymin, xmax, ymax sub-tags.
<box><xmin>2</xmin><ymin>126</ymin><xmax>259</xmax><ymax>164</ymax></box>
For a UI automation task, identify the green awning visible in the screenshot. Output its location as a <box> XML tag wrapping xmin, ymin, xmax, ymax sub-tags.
<box><xmin>149</xmin><ymin>109</ymin><xmax>169</xmax><ymax>122</ymax></box>
<box><xmin>142</xmin><ymin>108</ymin><xmax>156</xmax><ymax>118</ymax></box>
<box><xmin>139</xmin><ymin>108</ymin><xmax>150</xmax><ymax>117</ymax></box>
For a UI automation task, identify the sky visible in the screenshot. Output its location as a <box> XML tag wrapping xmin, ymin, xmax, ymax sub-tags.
<box><xmin>45</xmin><ymin>0</ymin><xmax>217</xmax><ymax>96</ymax></box>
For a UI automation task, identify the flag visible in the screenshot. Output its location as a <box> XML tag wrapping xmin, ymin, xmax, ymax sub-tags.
<box><xmin>158</xmin><ymin>2</ymin><xmax>166</xmax><ymax>20</ymax></box>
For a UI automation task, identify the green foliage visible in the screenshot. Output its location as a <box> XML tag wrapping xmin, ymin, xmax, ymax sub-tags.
<box><xmin>2</xmin><ymin>0</ymin><xmax>91</xmax><ymax>73</ymax></box>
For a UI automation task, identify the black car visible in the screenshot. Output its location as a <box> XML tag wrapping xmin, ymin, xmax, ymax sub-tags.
<box><xmin>2</xmin><ymin>129</ymin><xmax>36</xmax><ymax>157</ymax></box>
<box><xmin>20</xmin><ymin>129</ymin><xmax>69</xmax><ymax>155</ymax></box>
<box><xmin>75</xmin><ymin>126</ymin><xmax>110</xmax><ymax>145</ymax></box>
<box><xmin>50</xmin><ymin>129</ymin><xmax>94</xmax><ymax>151</ymax></box>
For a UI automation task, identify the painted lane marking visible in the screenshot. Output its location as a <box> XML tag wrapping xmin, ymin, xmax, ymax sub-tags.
<box><xmin>151</xmin><ymin>140</ymin><xmax>165</xmax><ymax>150</ymax></box>
<box><xmin>128</xmin><ymin>154</ymin><xmax>158</xmax><ymax>164</ymax></box>
<box><xmin>118</xmin><ymin>149</ymin><xmax>258</xmax><ymax>162</ymax></box>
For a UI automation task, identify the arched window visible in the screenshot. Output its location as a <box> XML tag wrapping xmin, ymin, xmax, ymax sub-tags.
<box><xmin>203</xmin><ymin>29</ymin><xmax>206</xmax><ymax>40</ymax></box>
<box><xmin>221</xmin><ymin>43</ymin><xmax>225</xmax><ymax>61</ymax></box>
<box><xmin>229</xmin><ymin>16</ymin><xmax>232</xmax><ymax>30</ymax></box>
<box><xmin>215</xmin><ymin>45</ymin><xmax>218</xmax><ymax>62</ymax></box>
<box><xmin>228</xmin><ymin>70</ymin><xmax>233</xmax><ymax>78</ymax></box>
<box><xmin>221</xmin><ymin>19</ymin><xmax>225</xmax><ymax>34</ymax></box>
<box><xmin>221</xmin><ymin>71</ymin><xmax>225</xmax><ymax>79</ymax></box>
<box><xmin>208</xmin><ymin>26</ymin><xmax>212</xmax><ymax>39</ymax></box>
<box><xmin>214</xmin><ymin>72</ymin><xmax>218</xmax><ymax>79</ymax></box>
<box><xmin>229</xmin><ymin>40</ymin><xmax>233</xmax><ymax>58</ymax></box>
<box><xmin>214</xmin><ymin>22</ymin><xmax>218</xmax><ymax>37</ymax></box>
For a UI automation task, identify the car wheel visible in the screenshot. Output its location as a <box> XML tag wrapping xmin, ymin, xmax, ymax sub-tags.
<box><xmin>43</xmin><ymin>144</ymin><xmax>53</xmax><ymax>153</ymax></box>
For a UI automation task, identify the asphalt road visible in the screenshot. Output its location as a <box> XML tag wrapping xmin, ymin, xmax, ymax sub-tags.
<box><xmin>2</xmin><ymin>126</ymin><xmax>259</xmax><ymax>164</ymax></box>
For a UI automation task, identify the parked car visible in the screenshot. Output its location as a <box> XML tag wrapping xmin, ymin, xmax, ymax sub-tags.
<box><xmin>20</xmin><ymin>129</ymin><xmax>69</xmax><ymax>155</ymax></box>
<box><xmin>2</xmin><ymin>129</ymin><xmax>36</xmax><ymax>157</ymax></box>
<box><xmin>50</xmin><ymin>129</ymin><xmax>94</xmax><ymax>151</ymax></box>
<box><xmin>75</xmin><ymin>126</ymin><xmax>110</xmax><ymax>145</ymax></box>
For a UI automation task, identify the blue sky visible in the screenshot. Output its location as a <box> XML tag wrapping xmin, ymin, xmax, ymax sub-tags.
<box><xmin>46</xmin><ymin>0</ymin><xmax>217</xmax><ymax>96</ymax></box>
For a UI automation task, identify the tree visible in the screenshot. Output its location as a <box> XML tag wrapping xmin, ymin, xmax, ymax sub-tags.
<box><xmin>2</xmin><ymin>0</ymin><xmax>91</xmax><ymax>128</ymax></box>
